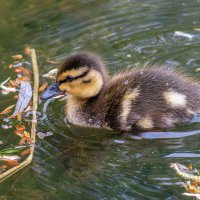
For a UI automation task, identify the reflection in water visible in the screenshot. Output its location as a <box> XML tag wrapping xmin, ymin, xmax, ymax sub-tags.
<box><xmin>165</xmin><ymin>153</ymin><xmax>200</xmax><ymax>158</ymax></box>
<box><xmin>0</xmin><ymin>0</ymin><xmax>200</xmax><ymax>199</ymax></box>
<box><xmin>140</xmin><ymin>129</ymin><xmax>200</xmax><ymax>139</ymax></box>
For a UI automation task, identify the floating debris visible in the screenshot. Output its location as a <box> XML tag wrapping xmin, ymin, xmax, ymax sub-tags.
<box><xmin>0</xmin><ymin>105</ymin><xmax>15</xmax><ymax>115</ymax></box>
<box><xmin>0</xmin><ymin>155</ymin><xmax>20</xmax><ymax>160</ymax></box>
<box><xmin>2</xmin><ymin>124</ymin><xmax>12</xmax><ymax>129</ymax></box>
<box><xmin>15</xmin><ymin>125</ymin><xmax>25</xmax><ymax>133</ymax></box>
<box><xmin>42</xmin><ymin>68</ymin><xmax>58</xmax><ymax>79</ymax></box>
<box><xmin>170</xmin><ymin>163</ymin><xmax>200</xmax><ymax>198</ymax></box>
<box><xmin>12</xmin><ymin>81</ymin><xmax>32</xmax><ymax>116</ymax></box>
<box><xmin>170</xmin><ymin>163</ymin><xmax>200</xmax><ymax>183</ymax></box>
<box><xmin>11</xmin><ymin>55</ymin><xmax>23</xmax><ymax>60</ymax></box>
<box><xmin>1</xmin><ymin>158</ymin><xmax>20</xmax><ymax>166</ymax></box>
<box><xmin>0</xmin><ymin>165</ymin><xmax>7</xmax><ymax>171</ymax></box>
<box><xmin>193</xmin><ymin>28</ymin><xmax>200</xmax><ymax>31</ymax></box>
<box><xmin>20</xmin><ymin>149</ymin><xmax>31</xmax><ymax>156</ymax></box>
<box><xmin>1</xmin><ymin>90</ymin><xmax>11</xmax><ymax>95</ymax></box>
<box><xmin>46</xmin><ymin>59</ymin><xmax>59</xmax><ymax>64</ymax></box>
<box><xmin>0</xmin><ymin>48</ymin><xmax>38</xmax><ymax>183</ymax></box>
<box><xmin>174</xmin><ymin>31</ymin><xmax>194</xmax><ymax>39</ymax></box>
<box><xmin>37</xmin><ymin>131</ymin><xmax>53</xmax><ymax>139</ymax></box>
<box><xmin>12</xmin><ymin>62</ymin><xmax>23</xmax><ymax>68</ymax></box>
<box><xmin>0</xmin><ymin>77</ymin><xmax>17</xmax><ymax>93</ymax></box>
<box><xmin>25</xmin><ymin>46</ymin><xmax>31</xmax><ymax>55</ymax></box>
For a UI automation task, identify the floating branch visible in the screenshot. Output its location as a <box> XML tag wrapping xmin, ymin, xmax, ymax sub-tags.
<box><xmin>0</xmin><ymin>48</ymin><xmax>39</xmax><ymax>182</ymax></box>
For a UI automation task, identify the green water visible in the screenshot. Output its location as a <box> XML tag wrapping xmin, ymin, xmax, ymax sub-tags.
<box><xmin>0</xmin><ymin>0</ymin><xmax>200</xmax><ymax>199</ymax></box>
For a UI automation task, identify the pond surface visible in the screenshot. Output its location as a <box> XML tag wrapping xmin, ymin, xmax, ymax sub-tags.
<box><xmin>0</xmin><ymin>0</ymin><xmax>200</xmax><ymax>199</ymax></box>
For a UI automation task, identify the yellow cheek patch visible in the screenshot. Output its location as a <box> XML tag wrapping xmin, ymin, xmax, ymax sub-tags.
<box><xmin>57</xmin><ymin>66</ymin><xmax>89</xmax><ymax>81</ymax></box>
<box><xmin>58</xmin><ymin>70</ymin><xmax>103</xmax><ymax>99</ymax></box>
<box><xmin>59</xmin><ymin>83</ymin><xmax>69</xmax><ymax>91</ymax></box>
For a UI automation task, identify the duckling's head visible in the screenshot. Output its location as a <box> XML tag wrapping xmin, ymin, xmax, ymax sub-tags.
<box><xmin>41</xmin><ymin>52</ymin><xmax>108</xmax><ymax>100</ymax></box>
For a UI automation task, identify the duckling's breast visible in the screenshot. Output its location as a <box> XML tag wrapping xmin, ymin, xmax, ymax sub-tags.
<box><xmin>65</xmin><ymin>95</ymin><xmax>106</xmax><ymax>129</ymax></box>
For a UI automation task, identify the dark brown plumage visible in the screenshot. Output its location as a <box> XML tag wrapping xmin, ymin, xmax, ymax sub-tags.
<box><xmin>103</xmin><ymin>68</ymin><xmax>200</xmax><ymax>130</ymax></box>
<box><xmin>43</xmin><ymin>52</ymin><xmax>200</xmax><ymax>132</ymax></box>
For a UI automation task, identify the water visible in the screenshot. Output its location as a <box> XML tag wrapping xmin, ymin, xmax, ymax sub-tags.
<box><xmin>0</xmin><ymin>0</ymin><xmax>200</xmax><ymax>199</ymax></box>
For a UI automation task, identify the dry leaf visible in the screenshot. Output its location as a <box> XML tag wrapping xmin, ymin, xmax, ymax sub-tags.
<box><xmin>1</xmin><ymin>90</ymin><xmax>10</xmax><ymax>95</ymax></box>
<box><xmin>14</xmin><ymin>95</ymin><xmax>19</xmax><ymax>99</ymax></box>
<box><xmin>185</xmin><ymin>183</ymin><xmax>200</xmax><ymax>194</ymax></box>
<box><xmin>23</xmin><ymin>131</ymin><xmax>30</xmax><ymax>138</ymax></box>
<box><xmin>193</xmin><ymin>28</ymin><xmax>200</xmax><ymax>31</ymax></box>
<box><xmin>19</xmin><ymin>132</ymin><xmax>32</xmax><ymax>145</ymax></box>
<box><xmin>46</xmin><ymin>59</ymin><xmax>59</xmax><ymax>64</ymax></box>
<box><xmin>18</xmin><ymin>76</ymin><xmax>31</xmax><ymax>82</ymax></box>
<box><xmin>14</xmin><ymin>130</ymin><xmax>23</xmax><ymax>137</ymax></box>
<box><xmin>4</xmin><ymin>159</ymin><xmax>19</xmax><ymax>166</ymax></box>
<box><xmin>17</xmin><ymin>113</ymin><xmax>22</xmax><ymax>121</ymax></box>
<box><xmin>14</xmin><ymin>68</ymin><xmax>23</xmax><ymax>74</ymax></box>
<box><xmin>19</xmin><ymin>137</ymin><xmax>26</xmax><ymax>145</ymax></box>
<box><xmin>8</xmin><ymin>64</ymin><xmax>13</xmax><ymax>69</ymax></box>
<box><xmin>38</xmin><ymin>82</ymin><xmax>48</xmax><ymax>93</ymax></box>
<box><xmin>196</xmin><ymin>68</ymin><xmax>200</xmax><ymax>72</ymax></box>
<box><xmin>9</xmin><ymin>115</ymin><xmax>16</xmax><ymax>119</ymax></box>
<box><xmin>0</xmin><ymin>165</ymin><xmax>7</xmax><ymax>170</ymax></box>
<box><xmin>26</xmin><ymin>137</ymin><xmax>34</xmax><ymax>144</ymax></box>
<box><xmin>12</xmin><ymin>81</ymin><xmax>32</xmax><ymax>116</ymax></box>
<box><xmin>0</xmin><ymin>86</ymin><xmax>16</xmax><ymax>92</ymax></box>
<box><xmin>12</xmin><ymin>55</ymin><xmax>23</xmax><ymax>60</ymax></box>
<box><xmin>20</xmin><ymin>149</ymin><xmax>31</xmax><ymax>155</ymax></box>
<box><xmin>188</xmin><ymin>163</ymin><xmax>193</xmax><ymax>171</ymax></box>
<box><xmin>8</xmin><ymin>79</ymin><xmax>19</xmax><ymax>88</ymax></box>
<box><xmin>0</xmin><ymin>104</ymin><xmax>15</xmax><ymax>115</ymax></box>
<box><xmin>15</xmin><ymin>125</ymin><xmax>25</xmax><ymax>132</ymax></box>
<box><xmin>25</xmin><ymin>46</ymin><xmax>31</xmax><ymax>55</ymax></box>
<box><xmin>42</xmin><ymin>69</ymin><xmax>58</xmax><ymax>79</ymax></box>
<box><xmin>17</xmin><ymin>67</ymin><xmax>32</xmax><ymax>77</ymax></box>
<box><xmin>24</xmin><ymin>104</ymin><xmax>32</xmax><ymax>113</ymax></box>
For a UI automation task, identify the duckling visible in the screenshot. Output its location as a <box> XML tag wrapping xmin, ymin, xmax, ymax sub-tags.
<box><xmin>40</xmin><ymin>52</ymin><xmax>200</xmax><ymax>132</ymax></box>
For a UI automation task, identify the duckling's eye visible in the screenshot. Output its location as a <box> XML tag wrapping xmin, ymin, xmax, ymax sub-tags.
<box><xmin>58</xmin><ymin>76</ymin><xmax>74</xmax><ymax>85</ymax></box>
<box><xmin>66</xmin><ymin>76</ymin><xmax>74</xmax><ymax>82</ymax></box>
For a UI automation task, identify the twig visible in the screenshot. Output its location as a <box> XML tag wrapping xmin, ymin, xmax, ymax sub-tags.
<box><xmin>0</xmin><ymin>48</ymin><xmax>39</xmax><ymax>182</ymax></box>
<box><xmin>0</xmin><ymin>77</ymin><xmax>17</xmax><ymax>92</ymax></box>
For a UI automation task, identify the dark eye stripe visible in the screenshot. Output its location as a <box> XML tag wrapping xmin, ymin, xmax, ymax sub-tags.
<box><xmin>58</xmin><ymin>69</ymin><xmax>90</xmax><ymax>85</ymax></box>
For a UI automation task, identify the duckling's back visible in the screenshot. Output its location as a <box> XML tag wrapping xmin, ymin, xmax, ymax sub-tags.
<box><xmin>104</xmin><ymin>68</ymin><xmax>200</xmax><ymax>131</ymax></box>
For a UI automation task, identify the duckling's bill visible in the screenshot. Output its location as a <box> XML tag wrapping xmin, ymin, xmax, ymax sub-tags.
<box><xmin>40</xmin><ymin>83</ymin><xmax>65</xmax><ymax>100</ymax></box>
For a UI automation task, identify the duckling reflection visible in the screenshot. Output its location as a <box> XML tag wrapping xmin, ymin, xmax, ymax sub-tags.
<box><xmin>61</xmin><ymin>141</ymin><xmax>102</xmax><ymax>179</ymax></box>
<box><xmin>41</xmin><ymin>52</ymin><xmax>200</xmax><ymax>131</ymax></box>
<box><xmin>50</xmin><ymin>128</ymin><xmax>108</xmax><ymax>180</ymax></box>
